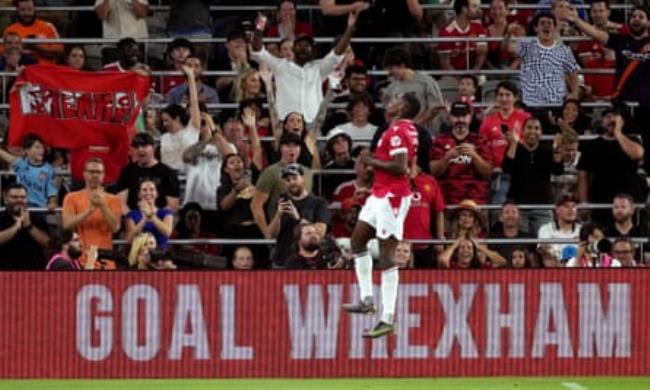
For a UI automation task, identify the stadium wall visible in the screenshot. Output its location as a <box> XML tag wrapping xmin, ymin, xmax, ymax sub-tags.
<box><xmin>0</xmin><ymin>270</ymin><xmax>647</xmax><ymax>378</ymax></box>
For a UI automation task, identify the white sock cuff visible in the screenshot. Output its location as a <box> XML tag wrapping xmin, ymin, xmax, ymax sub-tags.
<box><xmin>381</xmin><ymin>267</ymin><xmax>398</xmax><ymax>280</ymax></box>
<box><xmin>354</xmin><ymin>252</ymin><xmax>372</xmax><ymax>269</ymax></box>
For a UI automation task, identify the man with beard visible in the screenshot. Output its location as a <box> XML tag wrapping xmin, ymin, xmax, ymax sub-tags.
<box><xmin>503</xmin><ymin>117</ymin><xmax>564</xmax><ymax>234</ymax></box>
<box><xmin>251</xmin><ymin>133</ymin><xmax>313</xmax><ymax>239</ymax></box>
<box><xmin>268</xmin><ymin>164</ymin><xmax>330</xmax><ymax>269</ymax></box>
<box><xmin>0</xmin><ymin>183</ymin><xmax>50</xmax><ymax>269</ymax></box>
<box><xmin>576</xmin><ymin>110</ymin><xmax>645</xmax><ymax>224</ymax></box>
<box><xmin>430</xmin><ymin>101</ymin><xmax>493</xmax><ymax>205</ymax></box>
<box><xmin>605</xmin><ymin>193</ymin><xmax>643</xmax><ymax>238</ymax></box>
<box><xmin>560</xmin><ymin>6</ymin><xmax>650</xmax><ymax>173</ymax></box>
<box><xmin>3</xmin><ymin>0</ymin><xmax>62</xmax><ymax>63</ymax></box>
<box><xmin>46</xmin><ymin>230</ymin><xmax>97</xmax><ymax>271</ymax></box>
<box><xmin>503</xmin><ymin>12</ymin><xmax>580</xmax><ymax>124</ymax></box>
<box><xmin>439</xmin><ymin>0</ymin><xmax>488</xmax><ymax>72</ymax></box>
<box><xmin>286</xmin><ymin>223</ymin><xmax>343</xmax><ymax>270</ymax></box>
<box><xmin>489</xmin><ymin>200</ymin><xmax>538</xmax><ymax>264</ymax></box>
<box><xmin>250</xmin><ymin>9</ymin><xmax>359</xmax><ymax>123</ymax></box>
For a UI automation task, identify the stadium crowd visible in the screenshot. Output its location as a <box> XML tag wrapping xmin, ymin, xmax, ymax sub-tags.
<box><xmin>0</xmin><ymin>0</ymin><xmax>649</xmax><ymax>270</ymax></box>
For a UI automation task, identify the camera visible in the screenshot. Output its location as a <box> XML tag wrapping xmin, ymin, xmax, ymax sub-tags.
<box><xmin>586</xmin><ymin>239</ymin><xmax>612</xmax><ymax>254</ymax></box>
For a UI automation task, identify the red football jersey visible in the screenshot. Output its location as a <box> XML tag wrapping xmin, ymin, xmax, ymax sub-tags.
<box><xmin>372</xmin><ymin>119</ymin><xmax>418</xmax><ymax>199</ymax></box>
<box><xmin>438</xmin><ymin>20</ymin><xmax>487</xmax><ymax>70</ymax></box>
<box><xmin>479</xmin><ymin>109</ymin><xmax>531</xmax><ymax>168</ymax></box>
<box><xmin>403</xmin><ymin>174</ymin><xmax>446</xmax><ymax>248</ymax></box>
<box><xmin>576</xmin><ymin>23</ymin><xmax>628</xmax><ymax>98</ymax></box>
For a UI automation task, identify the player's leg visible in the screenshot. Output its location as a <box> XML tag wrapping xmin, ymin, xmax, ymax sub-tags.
<box><xmin>362</xmin><ymin>195</ymin><xmax>411</xmax><ymax>338</ymax></box>
<box><xmin>363</xmin><ymin>238</ymin><xmax>399</xmax><ymax>338</ymax></box>
<box><xmin>342</xmin><ymin>218</ymin><xmax>377</xmax><ymax>314</ymax></box>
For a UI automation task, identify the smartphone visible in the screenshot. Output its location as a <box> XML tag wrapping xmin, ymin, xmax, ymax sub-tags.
<box><xmin>501</xmin><ymin>124</ymin><xmax>509</xmax><ymax>134</ymax></box>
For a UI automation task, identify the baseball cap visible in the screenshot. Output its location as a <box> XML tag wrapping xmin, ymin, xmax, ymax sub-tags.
<box><xmin>281</xmin><ymin>163</ymin><xmax>304</xmax><ymax>178</ymax></box>
<box><xmin>131</xmin><ymin>133</ymin><xmax>155</xmax><ymax>147</ymax></box>
<box><xmin>555</xmin><ymin>192</ymin><xmax>579</xmax><ymax>206</ymax></box>
<box><xmin>450</xmin><ymin>100</ymin><xmax>471</xmax><ymax>116</ymax></box>
<box><xmin>279</xmin><ymin>132</ymin><xmax>302</xmax><ymax>146</ymax></box>
<box><xmin>326</xmin><ymin>127</ymin><xmax>352</xmax><ymax>146</ymax></box>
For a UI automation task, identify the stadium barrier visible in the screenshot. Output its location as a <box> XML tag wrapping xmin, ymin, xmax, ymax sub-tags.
<box><xmin>0</xmin><ymin>269</ymin><xmax>648</xmax><ymax>378</ymax></box>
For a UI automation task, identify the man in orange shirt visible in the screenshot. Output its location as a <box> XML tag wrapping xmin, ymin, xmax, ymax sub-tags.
<box><xmin>3</xmin><ymin>0</ymin><xmax>63</xmax><ymax>63</ymax></box>
<box><xmin>62</xmin><ymin>158</ymin><xmax>122</xmax><ymax>268</ymax></box>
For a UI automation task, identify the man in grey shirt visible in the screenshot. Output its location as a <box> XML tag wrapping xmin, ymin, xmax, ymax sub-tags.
<box><xmin>381</xmin><ymin>46</ymin><xmax>444</xmax><ymax>131</ymax></box>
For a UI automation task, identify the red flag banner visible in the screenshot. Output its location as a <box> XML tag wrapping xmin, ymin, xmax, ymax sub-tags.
<box><xmin>0</xmin><ymin>269</ymin><xmax>648</xmax><ymax>378</ymax></box>
<box><xmin>9</xmin><ymin>64</ymin><xmax>150</xmax><ymax>149</ymax></box>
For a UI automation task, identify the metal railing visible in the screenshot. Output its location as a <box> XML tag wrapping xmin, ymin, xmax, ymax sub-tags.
<box><xmin>0</xmin><ymin>3</ymin><xmax>635</xmax><ymax>12</ymax></box>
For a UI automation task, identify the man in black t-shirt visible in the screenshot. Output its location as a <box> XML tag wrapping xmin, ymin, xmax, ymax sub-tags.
<box><xmin>286</xmin><ymin>223</ymin><xmax>344</xmax><ymax>270</ymax></box>
<box><xmin>577</xmin><ymin>111</ymin><xmax>646</xmax><ymax>223</ymax></box>
<box><xmin>562</xmin><ymin>6</ymin><xmax>650</xmax><ymax>106</ymax></box>
<box><xmin>268</xmin><ymin>164</ymin><xmax>331</xmax><ymax>268</ymax></box>
<box><xmin>115</xmin><ymin>133</ymin><xmax>180</xmax><ymax>213</ymax></box>
<box><xmin>0</xmin><ymin>183</ymin><xmax>50</xmax><ymax>270</ymax></box>
<box><xmin>561</xmin><ymin>6</ymin><xmax>650</xmax><ymax>169</ymax></box>
<box><xmin>605</xmin><ymin>193</ymin><xmax>644</xmax><ymax>238</ymax></box>
<box><xmin>488</xmin><ymin>200</ymin><xmax>538</xmax><ymax>266</ymax></box>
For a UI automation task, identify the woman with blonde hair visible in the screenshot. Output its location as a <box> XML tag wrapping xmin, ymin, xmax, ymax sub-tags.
<box><xmin>231</xmin><ymin>68</ymin><xmax>264</xmax><ymax>103</ymax></box>
<box><xmin>128</xmin><ymin>232</ymin><xmax>157</xmax><ymax>269</ymax></box>
<box><xmin>128</xmin><ymin>232</ymin><xmax>177</xmax><ymax>270</ymax></box>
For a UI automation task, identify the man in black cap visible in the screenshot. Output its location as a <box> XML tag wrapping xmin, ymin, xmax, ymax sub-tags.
<box><xmin>267</xmin><ymin>163</ymin><xmax>330</xmax><ymax>268</ymax></box>
<box><xmin>114</xmin><ymin>133</ymin><xmax>181</xmax><ymax>213</ymax></box>
<box><xmin>430</xmin><ymin>100</ymin><xmax>493</xmax><ymax>205</ymax></box>
<box><xmin>251</xmin><ymin>132</ymin><xmax>313</xmax><ymax>239</ymax></box>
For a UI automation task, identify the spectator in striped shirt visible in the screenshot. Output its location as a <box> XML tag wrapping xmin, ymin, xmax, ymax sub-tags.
<box><xmin>503</xmin><ymin>12</ymin><xmax>580</xmax><ymax>128</ymax></box>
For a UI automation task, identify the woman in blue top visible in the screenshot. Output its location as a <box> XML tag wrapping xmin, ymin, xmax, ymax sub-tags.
<box><xmin>125</xmin><ymin>179</ymin><xmax>174</xmax><ymax>248</ymax></box>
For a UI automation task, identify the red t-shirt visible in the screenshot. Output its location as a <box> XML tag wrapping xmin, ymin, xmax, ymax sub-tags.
<box><xmin>438</xmin><ymin>20</ymin><xmax>487</xmax><ymax>70</ymax></box>
<box><xmin>372</xmin><ymin>119</ymin><xmax>418</xmax><ymax>199</ymax></box>
<box><xmin>331</xmin><ymin>180</ymin><xmax>370</xmax><ymax>238</ymax></box>
<box><xmin>430</xmin><ymin>132</ymin><xmax>493</xmax><ymax>205</ymax></box>
<box><xmin>478</xmin><ymin>109</ymin><xmax>531</xmax><ymax>168</ymax></box>
<box><xmin>576</xmin><ymin>23</ymin><xmax>628</xmax><ymax>98</ymax></box>
<box><xmin>403</xmin><ymin>174</ymin><xmax>445</xmax><ymax>249</ymax></box>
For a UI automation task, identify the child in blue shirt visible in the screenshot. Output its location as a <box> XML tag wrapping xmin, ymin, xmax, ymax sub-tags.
<box><xmin>0</xmin><ymin>133</ymin><xmax>58</xmax><ymax>209</ymax></box>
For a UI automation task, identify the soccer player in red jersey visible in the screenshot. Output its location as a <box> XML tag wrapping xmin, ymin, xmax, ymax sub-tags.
<box><xmin>342</xmin><ymin>93</ymin><xmax>420</xmax><ymax>338</ymax></box>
